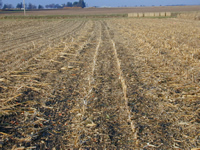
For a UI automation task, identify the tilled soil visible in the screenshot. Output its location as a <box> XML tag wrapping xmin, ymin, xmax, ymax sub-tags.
<box><xmin>0</xmin><ymin>18</ymin><xmax>199</xmax><ymax>149</ymax></box>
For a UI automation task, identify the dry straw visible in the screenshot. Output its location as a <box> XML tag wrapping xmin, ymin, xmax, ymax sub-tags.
<box><xmin>178</xmin><ymin>12</ymin><xmax>200</xmax><ymax>20</ymax></box>
<box><xmin>107</xmin><ymin>18</ymin><xmax>200</xmax><ymax>149</ymax></box>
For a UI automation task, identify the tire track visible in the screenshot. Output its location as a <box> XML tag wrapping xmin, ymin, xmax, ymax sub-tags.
<box><xmin>0</xmin><ymin>20</ymin><xmax>98</xmax><ymax>149</ymax></box>
<box><xmin>40</xmin><ymin>21</ymin><xmax>102</xmax><ymax>149</ymax></box>
<box><xmin>65</xmin><ymin>21</ymin><xmax>136</xmax><ymax>149</ymax></box>
<box><xmin>106</xmin><ymin>18</ymin><xmax>200</xmax><ymax>149</ymax></box>
<box><xmin>110</xmin><ymin>32</ymin><xmax>137</xmax><ymax>139</ymax></box>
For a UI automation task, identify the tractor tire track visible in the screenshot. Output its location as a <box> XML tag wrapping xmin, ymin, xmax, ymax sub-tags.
<box><xmin>64</xmin><ymin>20</ymin><xmax>136</xmax><ymax>149</ymax></box>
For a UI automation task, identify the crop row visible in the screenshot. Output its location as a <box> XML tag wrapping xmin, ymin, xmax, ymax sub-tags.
<box><xmin>0</xmin><ymin>18</ymin><xmax>199</xmax><ymax>149</ymax></box>
<box><xmin>107</xmin><ymin>18</ymin><xmax>200</xmax><ymax>149</ymax></box>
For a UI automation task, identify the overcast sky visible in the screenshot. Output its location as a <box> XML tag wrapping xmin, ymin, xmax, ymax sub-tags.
<box><xmin>2</xmin><ymin>0</ymin><xmax>200</xmax><ymax>7</ymax></box>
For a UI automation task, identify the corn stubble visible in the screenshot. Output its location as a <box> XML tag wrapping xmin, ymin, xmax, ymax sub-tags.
<box><xmin>178</xmin><ymin>12</ymin><xmax>200</xmax><ymax>20</ymax></box>
<box><xmin>0</xmin><ymin>17</ymin><xmax>200</xmax><ymax>149</ymax></box>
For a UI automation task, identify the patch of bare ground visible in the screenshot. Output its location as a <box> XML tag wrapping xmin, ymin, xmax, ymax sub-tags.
<box><xmin>0</xmin><ymin>17</ymin><xmax>200</xmax><ymax>149</ymax></box>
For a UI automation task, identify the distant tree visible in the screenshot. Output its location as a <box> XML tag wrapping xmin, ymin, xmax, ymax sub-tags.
<box><xmin>66</xmin><ymin>2</ymin><xmax>73</xmax><ymax>7</ymax></box>
<box><xmin>50</xmin><ymin>4</ymin><xmax>55</xmax><ymax>9</ymax></box>
<box><xmin>3</xmin><ymin>4</ymin><xmax>13</xmax><ymax>9</ymax></box>
<box><xmin>48</xmin><ymin>4</ymin><xmax>55</xmax><ymax>9</ymax></box>
<box><xmin>16</xmin><ymin>2</ymin><xmax>23</xmax><ymax>9</ymax></box>
<box><xmin>76</xmin><ymin>0</ymin><xmax>86</xmax><ymax>8</ymax></box>
<box><xmin>45</xmin><ymin>1</ymin><xmax>86</xmax><ymax>9</ymax></box>
<box><xmin>45</xmin><ymin>3</ymin><xmax>62</xmax><ymax>9</ymax></box>
<box><xmin>28</xmin><ymin>3</ymin><xmax>37</xmax><ymax>9</ymax></box>
<box><xmin>55</xmin><ymin>4</ymin><xmax>62</xmax><ymax>8</ymax></box>
<box><xmin>73</xmin><ymin>2</ymin><xmax>79</xmax><ymax>7</ymax></box>
<box><xmin>45</xmin><ymin>4</ymin><xmax>49</xmax><ymax>9</ymax></box>
<box><xmin>61</xmin><ymin>3</ymin><xmax>66</xmax><ymax>7</ymax></box>
<box><xmin>38</xmin><ymin>5</ymin><xmax>44</xmax><ymax>9</ymax></box>
<box><xmin>0</xmin><ymin>0</ymin><xmax>2</xmax><ymax>9</ymax></box>
<box><xmin>79</xmin><ymin>0</ymin><xmax>86</xmax><ymax>8</ymax></box>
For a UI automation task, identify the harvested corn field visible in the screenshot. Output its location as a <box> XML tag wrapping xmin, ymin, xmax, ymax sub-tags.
<box><xmin>0</xmin><ymin>18</ymin><xmax>200</xmax><ymax>149</ymax></box>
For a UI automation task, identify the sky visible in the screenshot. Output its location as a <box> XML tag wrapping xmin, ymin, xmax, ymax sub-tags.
<box><xmin>2</xmin><ymin>0</ymin><xmax>200</xmax><ymax>7</ymax></box>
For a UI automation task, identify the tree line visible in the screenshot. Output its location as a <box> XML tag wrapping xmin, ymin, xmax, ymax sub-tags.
<box><xmin>0</xmin><ymin>0</ymin><xmax>86</xmax><ymax>10</ymax></box>
<box><xmin>46</xmin><ymin>0</ymin><xmax>86</xmax><ymax>9</ymax></box>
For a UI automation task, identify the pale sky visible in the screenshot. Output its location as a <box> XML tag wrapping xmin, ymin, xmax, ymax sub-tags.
<box><xmin>2</xmin><ymin>0</ymin><xmax>200</xmax><ymax>7</ymax></box>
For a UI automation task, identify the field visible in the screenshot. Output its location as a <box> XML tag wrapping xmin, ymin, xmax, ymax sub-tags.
<box><xmin>1</xmin><ymin>5</ymin><xmax>200</xmax><ymax>16</ymax></box>
<box><xmin>0</xmin><ymin>9</ymin><xmax>200</xmax><ymax>149</ymax></box>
